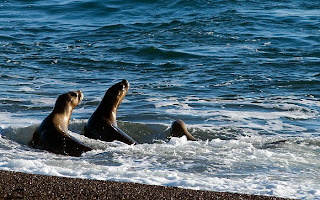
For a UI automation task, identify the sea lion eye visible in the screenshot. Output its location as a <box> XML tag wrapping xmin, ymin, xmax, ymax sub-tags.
<box><xmin>70</xmin><ymin>92</ymin><xmax>78</xmax><ymax>97</ymax></box>
<box><xmin>119</xmin><ymin>84</ymin><xmax>125</xmax><ymax>90</ymax></box>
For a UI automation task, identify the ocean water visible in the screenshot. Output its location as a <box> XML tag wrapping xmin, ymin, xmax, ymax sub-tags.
<box><xmin>1</xmin><ymin>0</ymin><xmax>320</xmax><ymax>199</ymax></box>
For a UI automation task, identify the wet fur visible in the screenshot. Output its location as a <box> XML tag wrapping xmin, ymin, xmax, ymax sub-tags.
<box><xmin>84</xmin><ymin>80</ymin><xmax>136</xmax><ymax>145</ymax></box>
<box><xmin>30</xmin><ymin>91</ymin><xmax>92</xmax><ymax>156</ymax></box>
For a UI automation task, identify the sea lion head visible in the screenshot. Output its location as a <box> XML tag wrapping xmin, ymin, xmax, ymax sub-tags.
<box><xmin>102</xmin><ymin>79</ymin><xmax>129</xmax><ymax>112</ymax></box>
<box><xmin>93</xmin><ymin>79</ymin><xmax>129</xmax><ymax>125</ymax></box>
<box><xmin>107</xmin><ymin>79</ymin><xmax>129</xmax><ymax>106</ymax></box>
<box><xmin>170</xmin><ymin>119</ymin><xmax>197</xmax><ymax>141</ymax></box>
<box><xmin>54</xmin><ymin>90</ymin><xmax>84</xmax><ymax>112</ymax></box>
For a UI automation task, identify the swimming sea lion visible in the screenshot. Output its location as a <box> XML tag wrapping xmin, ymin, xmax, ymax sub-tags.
<box><xmin>170</xmin><ymin>119</ymin><xmax>197</xmax><ymax>141</ymax></box>
<box><xmin>30</xmin><ymin>91</ymin><xmax>92</xmax><ymax>156</ymax></box>
<box><xmin>84</xmin><ymin>79</ymin><xmax>136</xmax><ymax>145</ymax></box>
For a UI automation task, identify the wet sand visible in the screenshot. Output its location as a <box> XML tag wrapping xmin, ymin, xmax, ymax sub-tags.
<box><xmin>0</xmin><ymin>170</ymin><xmax>294</xmax><ymax>200</ymax></box>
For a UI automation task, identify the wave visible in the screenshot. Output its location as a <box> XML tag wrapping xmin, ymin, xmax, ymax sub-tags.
<box><xmin>275</xmin><ymin>79</ymin><xmax>320</xmax><ymax>90</ymax></box>
<box><xmin>1</xmin><ymin>119</ymin><xmax>320</xmax><ymax>151</ymax></box>
<box><xmin>137</xmin><ymin>46</ymin><xmax>202</xmax><ymax>59</ymax></box>
<box><xmin>0</xmin><ymin>119</ymin><xmax>243</xmax><ymax>149</ymax></box>
<box><xmin>0</xmin><ymin>120</ymin><xmax>170</xmax><ymax>147</ymax></box>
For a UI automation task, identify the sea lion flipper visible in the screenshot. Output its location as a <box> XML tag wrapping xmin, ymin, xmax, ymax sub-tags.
<box><xmin>29</xmin><ymin>128</ymin><xmax>39</xmax><ymax>147</ymax></box>
<box><xmin>68</xmin><ymin>133</ymin><xmax>86</xmax><ymax>146</ymax></box>
<box><xmin>111</xmin><ymin>124</ymin><xmax>137</xmax><ymax>145</ymax></box>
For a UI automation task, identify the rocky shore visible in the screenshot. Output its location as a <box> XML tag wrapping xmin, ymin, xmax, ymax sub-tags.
<box><xmin>0</xmin><ymin>170</ymin><xmax>294</xmax><ymax>200</ymax></box>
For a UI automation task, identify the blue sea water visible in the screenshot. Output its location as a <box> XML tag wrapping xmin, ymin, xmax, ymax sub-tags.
<box><xmin>1</xmin><ymin>0</ymin><xmax>320</xmax><ymax>199</ymax></box>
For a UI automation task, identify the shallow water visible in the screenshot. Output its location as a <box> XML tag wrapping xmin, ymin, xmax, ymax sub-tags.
<box><xmin>1</xmin><ymin>0</ymin><xmax>320</xmax><ymax>199</ymax></box>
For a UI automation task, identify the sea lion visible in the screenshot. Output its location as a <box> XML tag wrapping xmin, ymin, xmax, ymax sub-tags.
<box><xmin>84</xmin><ymin>79</ymin><xmax>136</xmax><ymax>145</ymax></box>
<box><xmin>170</xmin><ymin>119</ymin><xmax>197</xmax><ymax>141</ymax></box>
<box><xmin>30</xmin><ymin>91</ymin><xmax>92</xmax><ymax>156</ymax></box>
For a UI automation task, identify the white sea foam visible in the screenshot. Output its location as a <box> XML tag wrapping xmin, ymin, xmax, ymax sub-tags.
<box><xmin>30</xmin><ymin>97</ymin><xmax>56</xmax><ymax>107</ymax></box>
<box><xmin>0</xmin><ymin>97</ymin><xmax>319</xmax><ymax>200</ymax></box>
<box><xmin>0</xmin><ymin>123</ymin><xmax>319</xmax><ymax>199</ymax></box>
<box><xmin>143</xmin><ymin>96</ymin><xmax>317</xmax><ymax>138</ymax></box>
<box><xmin>19</xmin><ymin>86</ymin><xmax>35</xmax><ymax>92</ymax></box>
<box><xmin>0</xmin><ymin>112</ymin><xmax>40</xmax><ymax>129</ymax></box>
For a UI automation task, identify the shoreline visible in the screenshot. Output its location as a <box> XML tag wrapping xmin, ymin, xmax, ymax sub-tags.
<box><xmin>0</xmin><ymin>170</ymin><xmax>295</xmax><ymax>200</ymax></box>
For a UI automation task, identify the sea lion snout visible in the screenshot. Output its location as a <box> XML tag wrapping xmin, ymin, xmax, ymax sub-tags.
<box><xmin>69</xmin><ymin>90</ymin><xmax>84</xmax><ymax>103</ymax></box>
<box><xmin>120</xmin><ymin>79</ymin><xmax>130</xmax><ymax>90</ymax></box>
<box><xmin>76</xmin><ymin>90</ymin><xmax>84</xmax><ymax>102</ymax></box>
